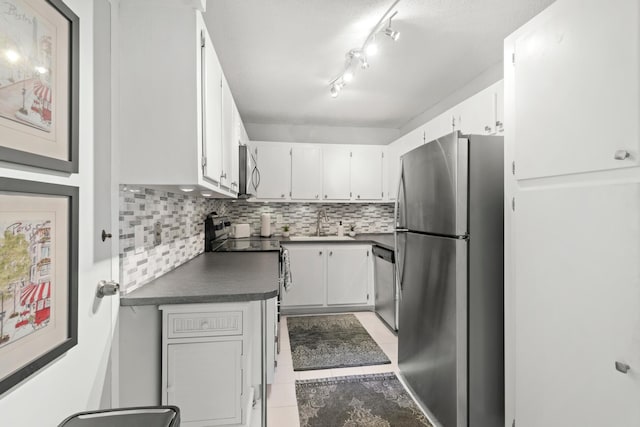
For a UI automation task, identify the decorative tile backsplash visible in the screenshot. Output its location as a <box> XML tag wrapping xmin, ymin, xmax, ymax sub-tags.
<box><xmin>119</xmin><ymin>186</ymin><xmax>394</xmax><ymax>293</ymax></box>
<box><xmin>209</xmin><ymin>200</ymin><xmax>395</xmax><ymax>237</ymax></box>
<box><xmin>119</xmin><ymin>186</ymin><xmax>209</xmax><ymax>293</ymax></box>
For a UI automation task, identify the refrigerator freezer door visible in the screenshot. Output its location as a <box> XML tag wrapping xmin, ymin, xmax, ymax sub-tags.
<box><xmin>401</xmin><ymin>132</ymin><xmax>468</xmax><ymax>236</ymax></box>
<box><xmin>398</xmin><ymin>232</ymin><xmax>467</xmax><ymax>427</ymax></box>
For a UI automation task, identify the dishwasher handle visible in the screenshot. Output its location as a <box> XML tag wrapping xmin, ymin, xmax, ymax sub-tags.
<box><xmin>372</xmin><ymin>245</ymin><xmax>395</xmax><ymax>263</ymax></box>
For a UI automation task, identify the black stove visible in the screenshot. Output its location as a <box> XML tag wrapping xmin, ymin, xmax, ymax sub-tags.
<box><xmin>205</xmin><ymin>213</ymin><xmax>280</xmax><ymax>252</ymax></box>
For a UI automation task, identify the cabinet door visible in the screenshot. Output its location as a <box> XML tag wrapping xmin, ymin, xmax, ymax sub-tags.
<box><xmin>220</xmin><ymin>75</ymin><xmax>234</xmax><ymax>189</ymax></box>
<box><xmin>291</xmin><ymin>146</ymin><xmax>322</xmax><ymax>200</ymax></box>
<box><xmin>201</xmin><ymin>28</ymin><xmax>223</xmax><ymax>185</ymax></box>
<box><xmin>167</xmin><ymin>340</ymin><xmax>242</xmax><ymax>426</ymax></box>
<box><xmin>228</xmin><ymin>103</ymin><xmax>240</xmax><ymax>193</ymax></box>
<box><xmin>513</xmin><ymin>0</ymin><xmax>639</xmax><ymax>179</ymax></box>
<box><xmin>327</xmin><ymin>246</ymin><xmax>370</xmax><ymax>305</ymax></box>
<box><xmin>457</xmin><ymin>87</ymin><xmax>495</xmax><ymax>135</ymax></box>
<box><xmin>514</xmin><ymin>183</ymin><xmax>640</xmax><ymax>426</ymax></box>
<box><xmin>254</xmin><ymin>143</ymin><xmax>291</xmax><ymax>200</ymax></box>
<box><xmin>281</xmin><ymin>246</ymin><xmax>325</xmax><ymax>307</ymax></box>
<box><xmin>351</xmin><ymin>147</ymin><xmax>383</xmax><ymax>200</ymax></box>
<box><xmin>322</xmin><ymin>147</ymin><xmax>351</xmax><ymax>200</ymax></box>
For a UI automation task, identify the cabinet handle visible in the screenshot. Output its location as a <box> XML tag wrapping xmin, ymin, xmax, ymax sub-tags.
<box><xmin>220</xmin><ymin>172</ymin><xmax>227</xmax><ymax>179</ymax></box>
<box><xmin>357</xmin><ymin>195</ymin><xmax>361</xmax><ymax>199</ymax></box>
<box><xmin>281</xmin><ymin>193</ymin><xmax>285</xmax><ymax>198</ymax></box>
<box><xmin>324</xmin><ymin>195</ymin><xmax>328</xmax><ymax>199</ymax></box>
<box><xmin>315</xmin><ymin>194</ymin><xmax>319</xmax><ymax>199</ymax></box>
<box><xmin>484</xmin><ymin>125</ymin><xmax>492</xmax><ymax>133</ymax></box>
<box><xmin>319</xmin><ymin>251</ymin><xmax>322</xmax><ymax>255</ymax></box>
<box><xmin>615</xmin><ymin>361</ymin><xmax>631</xmax><ymax>374</ymax></box>
<box><xmin>614</xmin><ymin>150</ymin><xmax>631</xmax><ymax>160</ymax></box>
<box><xmin>329</xmin><ymin>251</ymin><xmax>333</xmax><ymax>256</ymax></box>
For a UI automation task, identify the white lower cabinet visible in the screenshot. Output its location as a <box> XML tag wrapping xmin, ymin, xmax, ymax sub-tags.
<box><xmin>160</xmin><ymin>303</ymin><xmax>252</xmax><ymax>426</ymax></box>
<box><xmin>281</xmin><ymin>244</ymin><xmax>372</xmax><ymax>309</ymax></box>
<box><xmin>167</xmin><ymin>340</ymin><xmax>242</xmax><ymax>426</ymax></box>
<box><xmin>327</xmin><ymin>246</ymin><xmax>370</xmax><ymax>305</ymax></box>
<box><xmin>281</xmin><ymin>246</ymin><xmax>325</xmax><ymax>306</ymax></box>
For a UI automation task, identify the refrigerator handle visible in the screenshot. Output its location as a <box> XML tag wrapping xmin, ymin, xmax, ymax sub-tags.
<box><xmin>394</xmin><ymin>230</ymin><xmax>407</xmax><ymax>298</ymax></box>
<box><xmin>394</xmin><ymin>158</ymin><xmax>406</xmax><ymax>229</ymax></box>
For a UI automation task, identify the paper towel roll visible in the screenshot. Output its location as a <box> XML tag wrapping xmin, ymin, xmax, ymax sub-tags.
<box><xmin>260</xmin><ymin>213</ymin><xmax>271</xmax><ymax>237</ymax></box>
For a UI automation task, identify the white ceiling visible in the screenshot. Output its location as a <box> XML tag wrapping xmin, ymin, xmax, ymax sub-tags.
<box><xmin>203</xmin><ymin>0</ymin><xmax>554</xmax><ymax>141</ymax></box>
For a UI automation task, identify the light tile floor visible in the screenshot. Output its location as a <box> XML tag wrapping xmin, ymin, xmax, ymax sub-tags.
<box><xmin>267</xmin><ymin>311</ymin><xmax>399</xmax><ymax>426</ymax></box>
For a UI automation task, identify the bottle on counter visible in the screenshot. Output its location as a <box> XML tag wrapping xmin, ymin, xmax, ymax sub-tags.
<box><xmin>337</xmin><ymin>220</ymin><xmax>344</xmax><ymax>237</ymax></box>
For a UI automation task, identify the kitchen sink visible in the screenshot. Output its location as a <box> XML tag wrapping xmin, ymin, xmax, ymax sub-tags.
<box><xmin>288</xmin><ymin>236</ymin><xmax>355</xmax><ymax>241</ymax></box>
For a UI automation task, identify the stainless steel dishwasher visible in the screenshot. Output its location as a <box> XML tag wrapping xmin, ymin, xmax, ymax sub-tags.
<box><xmin>373</xmin><ymin>245</ymin><xmax>397</xmax><ymax>332</ymax></box>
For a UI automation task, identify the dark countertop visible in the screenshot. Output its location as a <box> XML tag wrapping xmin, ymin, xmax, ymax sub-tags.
<box><xmin>120</xmin><ymin>251</ymin><xmax>280</xmax><ymax>306</ymax></box>
<box><xmin>279</xmin><ymin>233</ymin><xmax>395</xmax><ymax>251</ymax></box>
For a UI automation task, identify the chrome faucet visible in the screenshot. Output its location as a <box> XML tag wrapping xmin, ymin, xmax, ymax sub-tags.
<box><xmin>316</xmin><ymin>209</ymin><xmax>329</xmax><ymax>236</ymax></box>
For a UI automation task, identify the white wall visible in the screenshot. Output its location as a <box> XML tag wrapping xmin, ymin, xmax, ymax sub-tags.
<box><xmin>0</xmin><ymin>0</ymin><xmax>119</xmax><ymax>424</ymax></box>
<box><xmin>245</xmin><ymin>122</ymin><xmax>400</xmax><ymax>146</ymax></box>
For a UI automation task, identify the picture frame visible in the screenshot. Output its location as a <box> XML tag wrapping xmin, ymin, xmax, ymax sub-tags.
<box><xmin>0</xmin><ymin>0</ymin><xmax>79</xmax><ymax>173</ymax></box>
<box><xmin>0</xmin><ymin>177</ymin><xmax>78</xmax><ymax>395</ymax></box>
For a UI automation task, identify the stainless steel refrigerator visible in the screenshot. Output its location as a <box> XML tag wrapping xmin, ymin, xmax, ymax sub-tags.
<box><xmin>395</xmin><ymin>131</ymin><xmax>504</xmax><ymax>427</ymax></box>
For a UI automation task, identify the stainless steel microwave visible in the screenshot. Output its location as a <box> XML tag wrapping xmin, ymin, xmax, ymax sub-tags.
<box><xmin>238</xmin><ymin>144</ymin><xmax>259</xmax><ymax>198</ymax></box>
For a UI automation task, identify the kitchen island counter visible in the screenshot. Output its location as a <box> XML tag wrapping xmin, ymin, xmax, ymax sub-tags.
<box><xmin>120</xmin><ymin>251</ymin><xmax>279</xmax><ymax>306</ymax></box>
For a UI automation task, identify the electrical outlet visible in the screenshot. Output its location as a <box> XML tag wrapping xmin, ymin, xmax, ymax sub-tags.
<box><xmin>154</xmin><ymin>222</ymin><xmax>162</xmax><ymax>246</ymax></box>
<box><xmin>134</xmin><ymin>225</ymin><xmax>144</xmax><ymax>254</ymax></box>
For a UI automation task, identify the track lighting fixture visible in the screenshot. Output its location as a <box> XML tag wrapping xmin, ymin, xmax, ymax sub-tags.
<box><xmin>328</xmin><ymin>0</ymin><xmax>401</xmax><ymax>97</ymax></box>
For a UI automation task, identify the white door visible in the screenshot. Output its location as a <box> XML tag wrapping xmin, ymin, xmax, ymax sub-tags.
<box><xmin>322</xmin><ymin>146</ymin><xmax>351</xmax><ymax>200</ymax></box>
<box><xmin>1</xmin><ymin>2</ymin><xmax>117</xmax><ymax>423</ymax></box>
<box><xmin>281</xmin><ymin>246</ymin><xmax>325</xmax><ymax>307</ymax></box>
<box><xmin>167</xmin><ymin>340</ymin><xmax>242</xmax><ymax>426</ymax></box>
<box><xmin>254</xmin><ymin>143</ymin><xmax>291</xmax><ymax>200</ymax></box>
<box><xmin>513</xmin><ymin>183</ymin><xmax>640</xmax><ymax>425</ymax></box>
<box><xmin>201</xmin><ymin>26</ymin><xmax>223</xmax><ymax>185</ymax></box>
<box><xmin>327</xmin><ymin>246</ymin><xmax>369</xmax><ymax>305</ymax></box>
<box><xmin>512</xmin><ymin>0</ymin><xmax>639</xmax><ymax>179</ymax></box>
<box><xmin>351</xmin><ymin>147</ymin><xmax>383</xmax><ymax>201</ymax></box>
<box><xmin>291</xmin><ymin>146</ymin><xmax>322</xmax><ymax>200</ymax></box>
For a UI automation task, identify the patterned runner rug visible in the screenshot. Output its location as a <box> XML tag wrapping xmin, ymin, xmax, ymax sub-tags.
<box><xmin>296</xmin><ymin>373</ymin><xmax>432</xmax><ymax>427</ymax></box>
<box><xmin>287</xmin><ymin>314</ymin><xmax>390</xmax><ymax>371</ymax></box>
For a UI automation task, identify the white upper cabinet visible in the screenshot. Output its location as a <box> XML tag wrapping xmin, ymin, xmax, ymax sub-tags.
<box><xmin>228</xmin><ymin>102</ymin><xmax>241</xmax><ymax>193</ymax></box>
<box><xmin>253</xmin><ymin>142</ymin><xmax>291</xmax><ymax>200</ymax></box>
<box><xmin>457</xmin><ymin>86</ymin><xmax>497</xmax><ymax>135</ymax></box>
<box><xmin>291</xmin><ymin>146</ymin><xmax>323</xmax><ymax>200</ymax></box>
<box><xmin>220</xmin><ymin>75</ymin><xmax>234</xmax><ymax>190</ymax></box>
<box><xmin>322</xmin><ymin>147</ymin><xmax>351</xmax><ymax>200</ymax></box>
<box><xmin>351</xmin><ymin>147</ymin><xmax>384</xmax><ymax>200</ymax></box>
<box><xmin>512</xmin><ymin>0</ymin><xmax>639</xmax><ymax>179</ymax></box>
<box><xmin>201</xmin><ymin>26</ymin><xmax>223</xmax><ymax>187</ymax></box>
<box><xmin>118</xmin><ymin>1</ymin><xmax>246</xmax><ymax>198</ymax></box>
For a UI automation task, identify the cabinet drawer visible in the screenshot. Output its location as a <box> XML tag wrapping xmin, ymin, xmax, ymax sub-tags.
<box><xmin>167</xmin><ymin>311</ymin><xmax>243</xmax><ymax>339</ymax></box>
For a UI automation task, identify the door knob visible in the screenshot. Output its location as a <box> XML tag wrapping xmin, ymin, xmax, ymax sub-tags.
<box><xmin>101</xmin><ymin>230</ymin><xmax>112</xmax><ymax>242</ymax></box>
<box><xmin>614</xmin><ymin>150</ymin><xmax>631</xmax><ymax>160</ymax></box>
<box><xmin>96</xmin><ymin>280</ymin><xmax>120</xmax><ymax>298</ymax></box>
<box><xmin>615</xmin><ymin>361</ymin><xmax>631</xmax><ymax>374</ymax></box>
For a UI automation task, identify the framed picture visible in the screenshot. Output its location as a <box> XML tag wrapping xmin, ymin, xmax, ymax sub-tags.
<box><xmin>0</xmin><ymin>177</ymin><xmax>78</xmax><ymax>395</ymax></box>
<box><xmin>0</xmin><ymin>0</ymin><xmax>79</xmax><ymax>173</ymax></box>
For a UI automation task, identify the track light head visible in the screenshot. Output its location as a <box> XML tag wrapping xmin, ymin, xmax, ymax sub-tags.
<box><xmin>330</xmin><ymin>84</ymin><xmax>340</xmax><ymax>98</ymax></box>
<box><xmin>343</xmin><ymin>69</ymin><xmax>354</xmax><ymax>83</ymax></box>
<box><xmin>384</xmin><ymin>27</ymin><xmax>400</xmax><ymax>41</ymax></box>
<box><xmin>365</xmin><ymin>41</ymin><xmax>378</xmax><ymax>56</ymax></box>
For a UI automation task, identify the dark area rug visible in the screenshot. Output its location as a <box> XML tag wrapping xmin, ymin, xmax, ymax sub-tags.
<box><xmin>296</xmin><ymin>373</ymin><xmax>432</xmax><ymax>427</ymax></box>
<box><xmin>287</xmin><ymin>314</ymin><xmax>390</xmax><ymax>371</ymax></box>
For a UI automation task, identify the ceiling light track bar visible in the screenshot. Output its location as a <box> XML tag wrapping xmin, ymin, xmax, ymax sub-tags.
<box><xmin>329</xmin><ymin>0</ymin><xmax>401</xmax><ymax>97</ymax></box>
